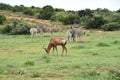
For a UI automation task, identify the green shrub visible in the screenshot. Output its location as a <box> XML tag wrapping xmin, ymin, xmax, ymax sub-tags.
<box><xmin>85</xmin><ymin>16</ymin><xmax>106</xmax><ymax>29</ymax></box>
<box><xmin>1</xmin><ymin>23</ymin><xmax>30</xmax><ymax>35</ymax></box>
<box><xmin>38</xmin><ymin>5</ymin><xmax>54</xmax><ymax>20</ymax></box>
<box><xmin>102</xmin><ymin>22</ymin><xmax>120</xmax><ymax>31</ymax></box>
<box><xmin>62</xmin><ymin>13</ymin><xmax>79</xmax><ymax>25</ymax></box>
<box><xmin>78</xmin><ymin>9</ymin><xmax>93</xmax><ymax>17</ymax></box>
<box><xmin>1</xmin><ymin>25</ymin><xmax>12</xmax><ymax>34</ymax></box>
<box><xmin>79</xmin><ymin>16</ymin><xmax>92</xmax><ymax>26</ymax></box>
<box><xmin>23</xmin><ymin>9</ymin><xmax>34</xmax><ymax>16</ymax></box>
<box><xmin>12</xmin><ymin>5</ymin><xmax>25</xmax><ymax>12</ymax></box>
<box><xmin>50</xmin><ymin>13</ymin><xmax>65</xmax><ymax>22</ymax></box>
<box><xmin>0</xmin><ymin>3</ymin><xmax>13</xmax><ymax>10</ymax></box>
<box><xmin>0</xmin><ymin>15</ymin><xmax>6</xmax><ymax>24</ymax></box>
<box><xmin>10</xmin><ymin>24</ymin><xmax>30</xmax><ymax>35</ymax></box>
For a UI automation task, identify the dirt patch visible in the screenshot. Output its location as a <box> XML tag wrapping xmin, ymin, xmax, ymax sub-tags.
<box><xmin>7</xmin><ymin>16</ymin><xmax>51</xmax><ymax>26</ymax></box>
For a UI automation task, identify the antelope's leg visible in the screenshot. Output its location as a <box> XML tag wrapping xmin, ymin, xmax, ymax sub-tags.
<box><xmin>52</xmin><ymin>47</ymin><xmax>55</xmax><ymax>55</ymax></box>
<box><xmin>62</xmin><ymin>46</ymin><xmax>64</xmax><ymax>56</ymax></box>
<box><xmin>55</xmin><ymin>46</ymin><xmax>58</xmax><ymax>56</ymax></box>
<box><xmin>64</xmin><ymin>46</ymin><xmax>67</xmax><ymax>55</ymax></box>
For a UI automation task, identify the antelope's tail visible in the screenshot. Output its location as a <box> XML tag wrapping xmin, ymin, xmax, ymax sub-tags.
<box><xmin>64</xmin><ymin>40</ymin><xmax>67</xmax><ymax>45</ymax></box>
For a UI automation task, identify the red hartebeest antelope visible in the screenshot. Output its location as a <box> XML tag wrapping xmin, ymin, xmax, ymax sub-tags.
<box><xmin>43</xmin><ymin>37</ymin><xmax>67</xmax><ymax>55</ymax></box>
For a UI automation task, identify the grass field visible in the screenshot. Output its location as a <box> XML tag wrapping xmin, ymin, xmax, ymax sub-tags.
<box><xmin>0</xmin><ymin>31</ymin><xmax>120</xmax><ymax>80</ymax></box>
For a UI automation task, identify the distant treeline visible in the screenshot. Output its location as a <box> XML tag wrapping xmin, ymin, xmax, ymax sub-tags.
<box><xmin>0</xmin><ymin>3</ymin><xmax>120</xmax><ymax>31</ymax></box>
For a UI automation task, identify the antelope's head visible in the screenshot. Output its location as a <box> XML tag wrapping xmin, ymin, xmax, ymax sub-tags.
<box><xmin>42</xmin><ymin>44</ymin><xmax>49</xmax><ymax>54</ymax></box>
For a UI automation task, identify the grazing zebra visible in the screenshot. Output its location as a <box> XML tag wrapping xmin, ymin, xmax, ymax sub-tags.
<box><xmin>30</xmin><ymin>27</ymin><xmax>43</xmax><ymax>38</ymax></box>
<box><xmin>66</xmin><ymin>29</ymin><xmax>85</xmax><ymax>42</ymax></box>
<box><xmin>50</xmin><ymin>27</ymin><xmax>62</xmax><ymax>34</ymax></box>
<box><xmin>66</xmin><ymin>30</ymin><xmax>72</xmax><ymax>41</ymax></box>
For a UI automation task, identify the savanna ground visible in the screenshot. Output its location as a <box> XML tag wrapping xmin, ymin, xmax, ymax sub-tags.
<box><xmin>0</xmin><ymin>31</ymin><xmax>120</xmax><ymax>80</ymax></box>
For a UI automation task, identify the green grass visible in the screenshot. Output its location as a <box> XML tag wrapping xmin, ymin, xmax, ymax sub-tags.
<box><xmin>0</xmin><ymin>31</ymin><xmax>120</xmax><ymax>80</ymax></box>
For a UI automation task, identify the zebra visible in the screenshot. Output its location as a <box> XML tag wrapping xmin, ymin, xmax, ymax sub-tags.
<box><xmin>30</xmin><ymin>27</ymin><xmax>43</xmax><ymax>38</ymax></box>
<box><xmin>66</xmin><ymin>28</ymin><xmax>85</xmax><ymax>42</ymax></box>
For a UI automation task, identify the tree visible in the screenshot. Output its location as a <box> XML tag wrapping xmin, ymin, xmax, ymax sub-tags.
<box><xmin>62</xmin><ymin>13</ymin><xmax>79</xmax><ymax>25</ymax></box>
<box><xmin>50</xmin><ymin>13</ymin><xmax>65</xmax><ymax>22</ymax></box>
<box><xmin>23</xmin><ymin>9</ymin><xmax>34</xmax><ymax>16</ymax></box>
<box><xmin>55</xmin><ymin>8</ymin><xmax>65</xmax><ymax>12</ymax></box>
<box><xmin>85</xmin><ymin>16</ymin><xmax>106</xmax><ymax>29</ymax></box>
<box><xmin>0</xmin><ymin>3</ymin><xmax>12</xmax><ymax>10</ymax></box>
<box><xmin>78</xmin><ymin>9</ymin><xmax>93</xmax><ymax>17</ymax></box>
<box><xmin>112</xmin><ymin>15</ymin><xmax>120</xmax><ymax>24</ymax></box>
<box><xmin>12</xmin><ymin>5</ymin><xmax>25</xmax><ymax>12</ymax></box>
<box><xmin>38</xmin><ymin>5</ymin><xmax>54</xmax><ymax>20</ymax></box>
<box><xmin>79</xmin><ymin>16</ymin><xmax>92</xmax><ymax>26</ymax></box>
<box><xmin>117</xmin><ymin>9</ymin><xmax>120</xmax><ymax>12</ymax></box>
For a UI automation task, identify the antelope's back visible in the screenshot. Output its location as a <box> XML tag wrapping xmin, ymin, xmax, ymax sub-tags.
<box><xmin>50</xmin><ymin>37</ymin><xmax>66</xmax><ymax>45</ymax></box>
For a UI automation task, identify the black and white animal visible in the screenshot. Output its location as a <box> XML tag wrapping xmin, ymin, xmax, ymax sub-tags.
<box><xmin>50</xmin><ymin>27</ymin><xmax>62</xmax><ymax>34</ymax></box>
<box><xmin>66</xmin><ymin>30</ymin><xmax>72</xmax><ymax>41</ymax></box>
<box><xmin>30</xmin><ymin>27</ymin><xmax>43</xmax><ymax>38</ymax></box>
<box><xmin>66</xmin><ymin>28</ymin><xmax>85</xmax><ymax>42</ymax></box>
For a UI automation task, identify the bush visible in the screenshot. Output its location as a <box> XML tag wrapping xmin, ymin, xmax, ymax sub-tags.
<box><xmin>0</xmin><ymin>15</ymin><xmax>6</xmax><ymax>24</ymax></box>
<box><xmin>50</xmin><ymin>13</ymin><xmax>65</xmax><ymax>22</ymax></box>
<box><xmin>1</xmin><ymin>22</ymin><xmax>31</xmax><ymax>35</ymax></box>
<box><xmin>79</xmin><ymin>16</ymin><xmax>92</xmax><ymax>26</ymax></box>
<box><xmin>10</xmin><ymin>24</ymin><xmax>30</xmax><ymax>35</ymax></box>
<box><xmin>12</xmin><ymin>5</ymin><xmax>25</xmax><ymax>12</ymax></box>
<box><xmin>0</xmin><ymin>3</ymin><xmax>12</xmax><ymax>10</ymax></box>
<box><xmin>38</xmin><ymin>5</ymin><xmax>54</xmax><ymax>20</ymax></box>
<box><xmin>78</xmin><ymin>9</ymin><xmax>93</xmax><ymax>17</ymax></box>
<box><xmin>62</xmin><ymin>13</ymin><xmax>79</xmax><ymax>25</ymax></box>
<box><xmin>102</xmin><ymin>22</ymin><xmax>120</xmax><ymax>31</ymax></box>
<box><xmin>1</xmin><ymin>25</ymin><xmax>12</xmax><ymax>34</ymax></box>
<box><xmin>23</xmin><ymin>9</ymin><xmax>34</xmax><ymax>16</ymax></box>
<box><xmin>85</xmin><ymin>16</ymin><xmax>106</xmax><ymax>29</ymax></box>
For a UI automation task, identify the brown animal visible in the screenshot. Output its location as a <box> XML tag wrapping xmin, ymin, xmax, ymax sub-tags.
<box><xmin>43</xmin><ymin>37</ymin><xmax>67</xmax><ymax>56</ymax></box>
